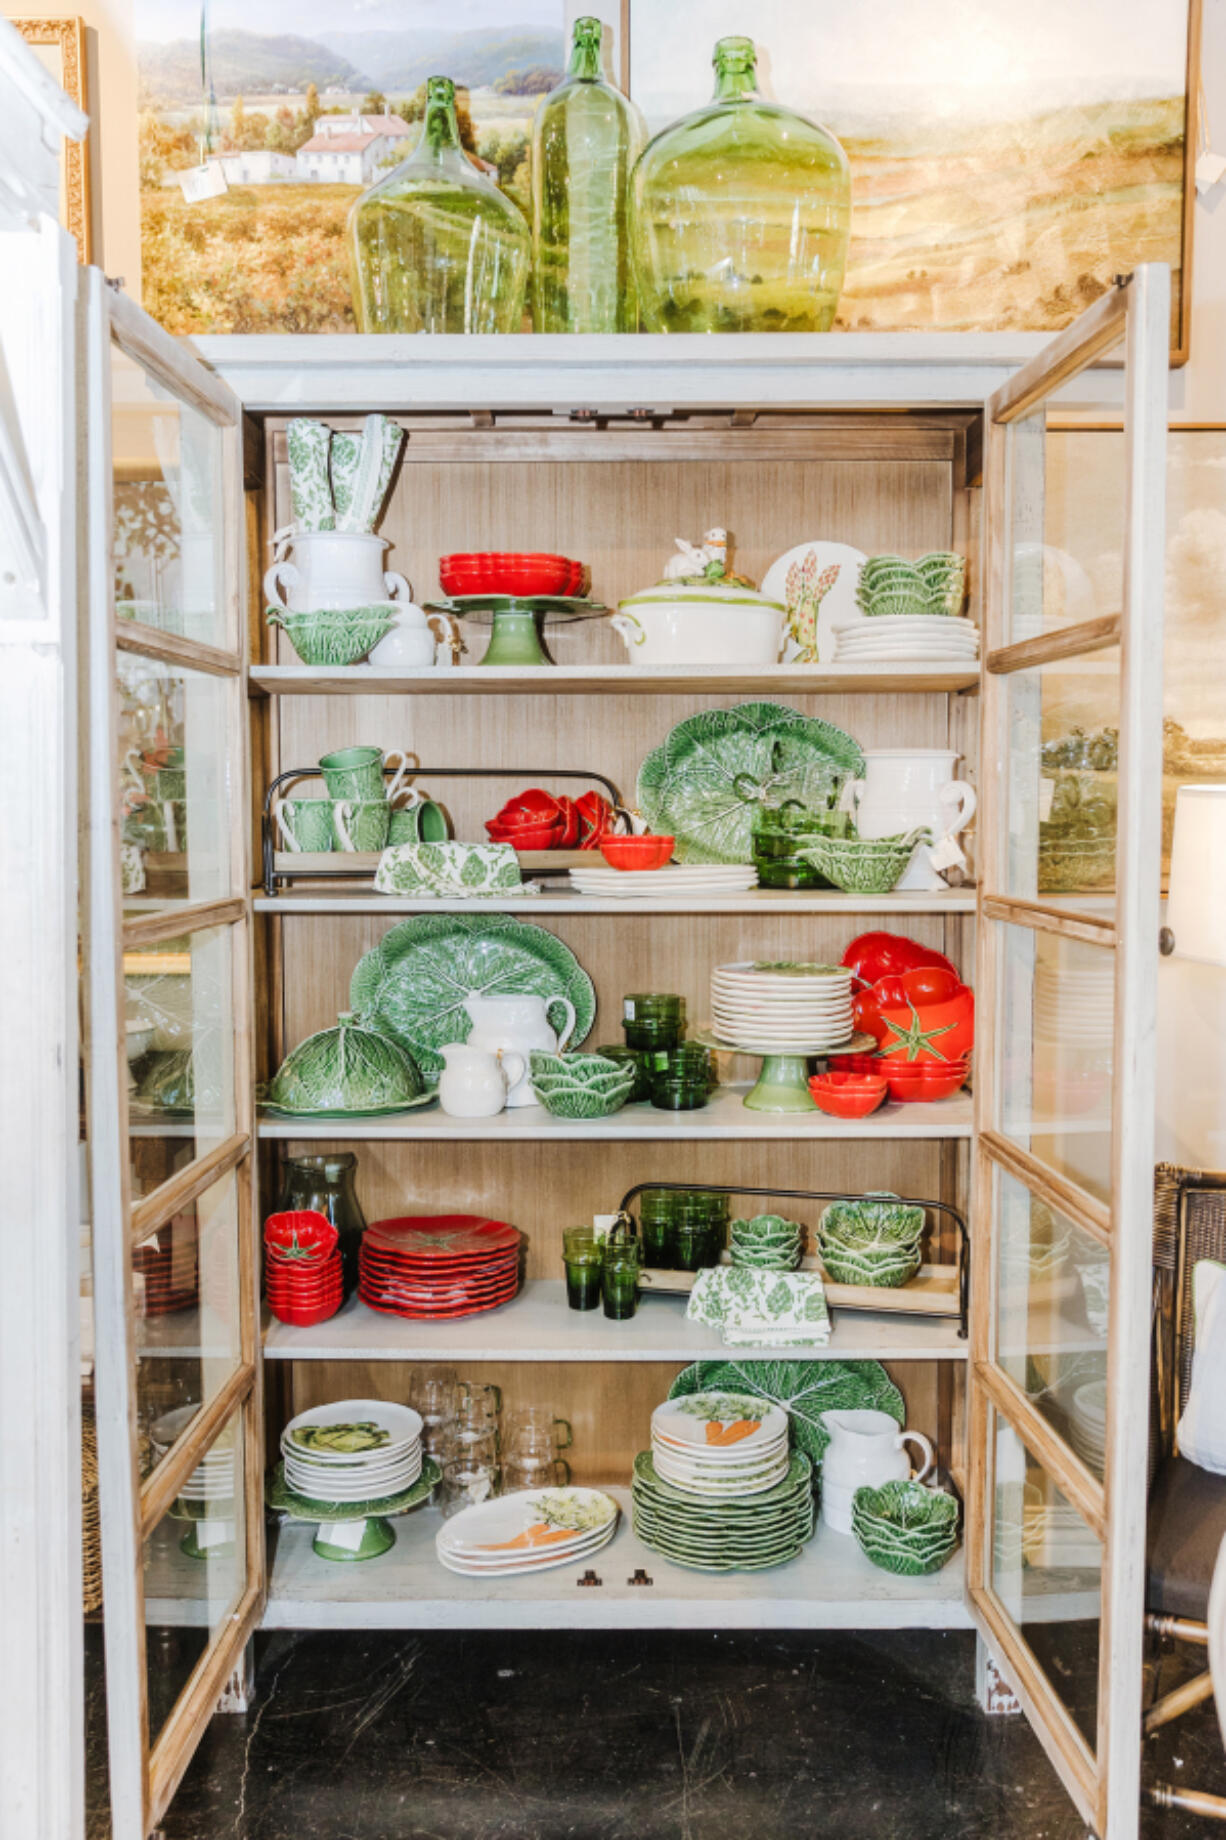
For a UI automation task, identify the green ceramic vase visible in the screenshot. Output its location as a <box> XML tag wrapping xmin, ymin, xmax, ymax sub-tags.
<box><xmin>349</xmin><ymin>76</ymin><xmax>530</xmax><ymax>334</ymax></box>
<box><xmin>532</xmin><ymin>16</ymin><xmax>645</xmax><ymax>332</ymax></box>
<box><xmin>629</xmin><ymin>36</ymin><xmax>851</xmax><ymax>333</ymax></box>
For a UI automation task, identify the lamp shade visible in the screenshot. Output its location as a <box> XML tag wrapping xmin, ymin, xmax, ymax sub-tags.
<box><xmin>1167</xmin><ymin>786</ymin><xmax>1226</xmax><ymax>967</ymax></box>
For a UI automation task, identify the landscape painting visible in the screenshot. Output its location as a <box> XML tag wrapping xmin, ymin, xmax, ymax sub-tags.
<box><xmin>630</xmin><ymin>0</ymin><xmax>1194</xmax><ymax>350</ymax></box>
<box><xmin>136</xmin><ymin>0</ymin><xmax>565</xmax><ymax>332</ymax></box>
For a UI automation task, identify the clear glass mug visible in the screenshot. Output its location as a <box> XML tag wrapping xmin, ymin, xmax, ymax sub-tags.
<box><xmin>503</xmin><ymin>1450</ymin><xmax>572</xmax><ymax>1492</ymax></box>
<box><xmin>505</xmin><ymin>1405</ymin><xmax>573</xmax><ymax>1458</ymax></box>
<box><xmin>410</xmin><ymin>1370</ymin><xmax>458</xmax><ymax>1442</ymax></box>
<box><xmin>438</xmin><ymin>1432</ymin><xmax>501</xmax><ymax>1519</ymax></box>
<box><xmin>455</xmin><ymin>1382</ymin><xmax>502</xmax><ymax>1448</ymax></box>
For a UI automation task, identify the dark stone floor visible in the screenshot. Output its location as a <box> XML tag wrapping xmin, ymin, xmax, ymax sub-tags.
<box><xmin>85</xmin><ymin>1627</ymin><xmax>1226</xmax><ymax>1839</ymax></box>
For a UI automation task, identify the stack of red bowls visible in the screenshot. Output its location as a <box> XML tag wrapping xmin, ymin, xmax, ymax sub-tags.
<box><xmin>439</xmin><ymin>553</ymin><xmax>585</xmax><ymax>599</ymax></box>
<box><xmin>132</xmin><ymin>1220</ymin><xmax>198</xmax><ymax>1316</ymax></box>
<box><xmin>264</xmin><ymin>1209</ymin><xmax>343</xmax><ymax>1326</ymax></box>
<box><xmin>358</xmin><ymin>1214</ymin><xmax>522</xmax><ymax>1320</ymax></box>
<box><xmin>827</xmin><ymin>1051</ymin><xmax>970</xmax><ymax>1104</ymax></box>
<box><xmin>485</xmin><ymin>788</ymin><xmax>614</xmax><ymax>851</ymax></box>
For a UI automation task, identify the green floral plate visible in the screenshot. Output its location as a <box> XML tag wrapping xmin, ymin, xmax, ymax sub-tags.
<box><xmin>637</xmin><ymin>702</ymin><xmax>864</xmax><ymax>866</ymax></box>
<box><xmin>668</xmin><ymin>1360</ymin><xmax>904</xmax><ymax>1471</ymax></box>
<box><xmin>349</xmin><ymin>915</ymin><xmax>596</xmax><ymax>1080</ymax></box>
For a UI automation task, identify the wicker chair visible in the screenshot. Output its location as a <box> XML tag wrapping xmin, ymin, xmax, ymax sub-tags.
<box><xmin>1146</xmin><ymin>1163</ymin><xmax>1226</xmax><ymax>1818</ymax></box>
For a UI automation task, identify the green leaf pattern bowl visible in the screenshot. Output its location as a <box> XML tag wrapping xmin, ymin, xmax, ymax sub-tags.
<box><xmin>851</xmin><ymin>1480</ymin><xmax>961</xmax><ymax>1575</ymax></box>
<box><xmin>265</xmin><ymin>1012</ymin><xmax>428</xmax><ymax>1116</ymax></box>
<box><xmin>816</xmin><ymin>1194</ymin><xmax>926</xmax><ymax>1288</ymax></box>
<box><xmin>266</xmin><ymin>606</ymin><xmax>395</xmax><ymax>666</ymax></box>
<box><xmin>729</xmin><ymin>1215</ymin><xmax>804</xmax><ymax>1271</ymax></box>
<box><xmin>798</xmin><ymin>829</ymin><xmax>929</xmax><ymax>894</ymax></box>
<box><xmin>529</xmin><ymin>1050</ymin><xmax>637</xmax><ymax>1118</ymax></box>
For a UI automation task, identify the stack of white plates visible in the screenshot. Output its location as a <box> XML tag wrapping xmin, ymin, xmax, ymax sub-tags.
<box><xmin>651</xmin><ymin>1393</ymin><xmax>791</xmax><ymax>1497</ymax></box>
<box><xmin>436</xmin><ymin>1486</ymin><xmax>619</xmax><ymax>1577</ymax></box>
<box><xmin>1069</xmin><ymin>1380</ymin><xmax>1107</xmax><ymax>1474</ymax></box>
<box><xmin>151</xmin><ymin>1404</ymin><xmax>237</xmax><ymax>1502</ymax></box>
<box><xmin>832</xmin><ymin>616</ymin><xmax>981</xmax><ymax>664</ymax></box>
<box><xmin>568</xmin><ymin>865</ymin><xmax>758</xmax><ymax>899</ymax></box>
<box><xmin>281</xmin><ymin>1399</ymin><xmax>423</xmax><ymax>1503</ymax></box>
<box><xmin>1033</xmin><ymin>962</ymin><xmax>1114</xmax><ymax>1047</ymax></box>
<box><xmin>710</xmin><ymin>960</ymin><xmax>854</xmax><ymax>1051</ymax></box>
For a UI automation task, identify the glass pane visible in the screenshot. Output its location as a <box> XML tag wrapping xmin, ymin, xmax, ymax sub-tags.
<box><xmin>995</xmin><ymin>1169</ymin><xmax>1109</xmax><ymax>1480</ymax></box>
<box><xmin>125</xmin><ymin>926</ymin><xmax>235</xmax><ymax>1186</ymax></box>
<box><xmin>992</xmin><ymin>1411</ymin><xmax>1102</xmax><ymax>1754</ymax></box>
<box><xmin>118</xmin><ymin>653</ymin><xmax>235</xmax><ymax>911</ymax></box>
<box><xmin>999</xmin><ymin>648</ymin><xmax>1121</xmax><ymax>914</ymax></box>
<box><xmin>142</xmin><ymin>1403</ymin><xmax>247</xmax><ymax>1745</ymax></box>
<box><xmin>1005</xmin><ymin>397</ymin><xmax>1125</xmax><ymax>647</ymax></box>
<box><xmin>996</xmin><ymin>923</ymin><xmax>1113</xmax><ymax>1206</ymax></box>
<box><xmin>134</xmin><ymin>1170</ymin><xmax>244</xmax><ymax>1466</ymax></box>
<box><xmin>111</xmin><ymin>344</ymin><xmax>228</xmax><ymax>649</ymax></box>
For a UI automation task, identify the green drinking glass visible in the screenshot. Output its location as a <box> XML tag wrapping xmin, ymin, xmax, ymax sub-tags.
<box><xmin>630</xmin><ymin>35</ymin><xmax>851</xmax><ymax>334</ymax></box>
<box><xmin>531</xmin><ymin>15</ymin><xmax>645</xmax><ymax>333</ymax></box>
<box><xmin>349</xmin><ymin>76</ymin><xmax>530</xmax><ymax>335</ymax></box>
<box><xmin>601</xmin><ymin>1239</ymin><xmax>641</xmax><ymax>1320</ymax></box>
<box><xmin>563</xmin><ymin>1226</ymin><xmax>603</xmax><ymax>1312</ymax></box>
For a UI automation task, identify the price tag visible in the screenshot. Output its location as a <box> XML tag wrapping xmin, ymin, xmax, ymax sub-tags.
<box><xmin>1196</xmin><ymin>150</ymin><xmax>1226</xmax><ymax>195</ymax></box>
<box><xmin>180</xmin><ymin>162</ymin><xmax>228</xmax><ymax>204</ymax></box>
<box><xmin>318</xmin><ymin>1518</ymin><xmax>367</xmax><ymax>1552</ymax></box>
<box><xmin>196</xmin><ymin>1518</ymin><xmax>234</xmax><ymax>1550</ymax></box>
<box><xmin>592</xmin><ymin>1213</ymin><xmax>621</xmax><ymax>1242</ymax></box>
<box><xmin>622</xmin><ymin>998</ymin><xmax>635</xmax><ymax>1020</ymax></box>
<box><xmin>927</xmin><ymin>834</ymin><xmax>965</xmax><ymax>873</ymax></box>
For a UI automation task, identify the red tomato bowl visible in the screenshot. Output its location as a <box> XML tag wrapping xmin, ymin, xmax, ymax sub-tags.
<box><xmin>881</xmin><ymin>1057</ymin><xmax>970</xmax><ymax>1103</ymax></box>
<box><xmin>598</xmin><ymin>834</ymin><xmax>675</xmax><ymax>870</ymax></box>
<box><xmin>485</xmin><ymin>818</ymin><xmax>563</xmax><ymax>850</ymax></box>
<box><xmin>808</xmin><ymin>1072</ymin><xmax>889</xmax><ymax>1118</ymax></box>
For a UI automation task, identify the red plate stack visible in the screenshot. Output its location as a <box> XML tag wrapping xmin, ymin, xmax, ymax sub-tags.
<box><xmin>132</xmin><ymin>1215</ymin><xmax>199</xmax><ymax>1316</ymax></box>
<box><xmin>358</xmin><ymin>1214</ymin><xmax>522</xmax><ymax>1320</ymax></box>
<box><xmin>264</xmin><ymin>1209</ymin><xmax>343</xmax><ymax>1327</ymax></box>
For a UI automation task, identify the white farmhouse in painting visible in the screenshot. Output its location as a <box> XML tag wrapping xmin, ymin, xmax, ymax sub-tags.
<box><xmin>295</xmin><ymin>113</ymin><xmax>411</xmax><ymax>184</ymax></box>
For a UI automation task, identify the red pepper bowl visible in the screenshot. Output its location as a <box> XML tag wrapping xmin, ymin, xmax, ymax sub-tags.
<box><xmin>598</xmin><ymin>834</ymin><xmax>675</xmax><ymax>870</ymax></box>
<box><xmin>808</xmin><ymin>1072</ymin><xmax>889</xmax><ymax>1118</ymax></box>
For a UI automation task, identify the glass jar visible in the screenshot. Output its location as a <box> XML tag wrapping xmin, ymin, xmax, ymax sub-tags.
<box><xmin>276</xmin><ymin>1153</ymin><xmax>365</xmax><ymax>1293</ymax></box>
<box><xmin>531</xmin><ymin>15</ymin><xmax>645</xmax><ymax>332</ymax></box>
<box><xmin>348</xmin><ymin>76</ymin><xmax>530</xmax><ymax>334</ymax></box>
<box><xmin>630</xmin><ymin>36</ymin><xmax>851</xmax><ymax>333</ymax></box>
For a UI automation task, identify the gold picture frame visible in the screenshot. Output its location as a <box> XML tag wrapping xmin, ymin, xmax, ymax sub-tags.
<box><xmin>11</xmin><ymin>17</ymin><xmax>92</xmax><ymax>262</ymax></box>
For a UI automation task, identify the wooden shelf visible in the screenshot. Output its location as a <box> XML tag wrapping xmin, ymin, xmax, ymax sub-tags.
<box><xmin>260</xmin><ymin>1491</ymin><xmax>969</xmax><ymax>1633</ymax></box>
<box><xmin>256</xmin><ymin>1084</ymin><xmax>974</xmax><ymax>1143</ymax></box>
<box><xmin>262</xmin><ymin>1281</ymin><xmax>967</xmax><ymax>1365</ymax></box>
<box><xmin>255</xmin><ymin>886</ymin><xmax>978</xmax><ymax>918</ymax></box>
<box><xmin>249</xmin><ymin>663</ymin><xmax>981</xmax><ymax>698</ymax></box>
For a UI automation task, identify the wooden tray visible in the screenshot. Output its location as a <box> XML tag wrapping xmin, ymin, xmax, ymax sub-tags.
<box><xmin>639</xmin><ymin>1256</ymin><xmax>961</xmax><ymax>1319</ymax></box>
<box><xmin>272</xmin><ymin>848</ymin><xmax>588</xmax><ymax>876</ymax></box>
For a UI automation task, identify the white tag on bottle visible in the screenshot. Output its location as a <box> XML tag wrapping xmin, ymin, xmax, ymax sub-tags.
<box><xmin>1039</xmin><ymin>776</ymin><xmax>1056</xmax><ymax>821</ymax></box>
<box><xmin>1196</xmin><ymin>150</ymin><xmax>1226</xmax><ymax>194</ymax></box>
<box><xmin>318</xmin><ymin>1518</ymin><xmax>367</xmax><ymax>1552</ymax></box>
<box><xmin>180</xmin><ymin>162</ymin><xmax>228</xmax><ymax>204</ymax></box>
<box><xmin>196</xmin><ymin>1518</ymin><xmax>234</xmax><ymax>1550</ymax></box>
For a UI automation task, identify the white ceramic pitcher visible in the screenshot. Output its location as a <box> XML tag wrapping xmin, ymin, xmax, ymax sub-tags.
<box><xmin>463</xmin><ymin>993</ymin><xmax>576</xmax><ymax>1109</ymax></box>
<box><xmin>264</xmin><ymin>531</ymin><xmax>410</xmax><ymax>613</ymax></box>
<box><xmin>842</xmin><ymin>748</ymin><xmax>977</xmax><ymax>892</ymax></box>
<box><xmin>366</xmin><ymin>604</ymin><xmax>461</xmax><ymax>669</ymax></box>
<box><xmin>819</xmin><ymin>1408</ymin><xmax>934</xmax><ymax>1535</ymax></box>
<box><xmin>438</xmin><ymin>1043</ymin><xmax>525</xmax><ymax>1119</ymax></box>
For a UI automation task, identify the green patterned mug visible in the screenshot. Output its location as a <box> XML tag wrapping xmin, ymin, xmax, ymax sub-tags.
<box><xmin>334</xmin><ymin>799</ymin><xmax>391</xmax><ymax>852</ymax></box>
<box><xmin>388</xmin><ymin>790</ymin><xmax>450</xmax><ymax>844</ymax></box>
<box><xmin>318</xmin><ymin>745</ymin><xmax>408</xmax><ymax>802</ymax></box>
<box><xmin>275</xmin><ymin>798</ymin><xmax>336</xmax><ymax>854</ymax></box>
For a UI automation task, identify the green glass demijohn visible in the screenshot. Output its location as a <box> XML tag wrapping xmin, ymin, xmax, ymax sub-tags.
<box><xmin>348</xmin><ymin>76</ymin><xmax>530</xmax><ymax>333</ymax></box>
<box><xmin>630</xmin><ymin>36</ymin><xmax>851</xmax><ymax>333</ymax></box>
<box><xmin>531</xmin><ymin>15</ymin><xmax>645</xmax><ymax>332</ymax></box>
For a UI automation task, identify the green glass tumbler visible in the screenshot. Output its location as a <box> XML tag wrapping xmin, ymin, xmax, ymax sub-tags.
<box><xmin>601</xmin><ymin>1239</ymin><xmax>641</xmax><ymax>1320</ymax></box>
<box><xmin>563</xmin><ymin>1226</ymin><xmax>603</xmax><ymax>1312</ymax></box>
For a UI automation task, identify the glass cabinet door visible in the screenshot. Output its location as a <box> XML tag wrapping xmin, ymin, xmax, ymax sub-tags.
<box><xmin>970</xmin><ymin>266</ymin><xmax>1169</xmax><ymax>1840</ymax></box>
<box><xmin>83</xmin><ymin>275</ymin><xmax>262</xmax><ymax>1840</ymax></box>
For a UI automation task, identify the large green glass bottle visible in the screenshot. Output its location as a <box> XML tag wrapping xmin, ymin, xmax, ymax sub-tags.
<box><xmin>348</xmin><ymin>76</ymin><xmax>530</xmax><ymax>334</ymax></box>
<box><xmin>531</xmin><ymin>16</ymin><xmax>645</xmax><ymax>332</ymax></box>
<box><xmin>630</xmin><ymin>37</ymin><xmax>851</xmax><ymax>333</ymax></box>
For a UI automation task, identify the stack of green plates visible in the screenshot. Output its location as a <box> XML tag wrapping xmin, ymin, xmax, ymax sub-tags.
<box><xmin>631</xmin><ymin>1450</ymin><xmax>815</xmax><ymax>1571</ymax></box>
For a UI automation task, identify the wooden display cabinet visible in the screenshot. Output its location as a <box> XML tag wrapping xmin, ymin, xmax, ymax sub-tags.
<box><xmin>87</xmin><ymin>278</ymin><xmax>1167</xmax><ymax>1840</ymax></box>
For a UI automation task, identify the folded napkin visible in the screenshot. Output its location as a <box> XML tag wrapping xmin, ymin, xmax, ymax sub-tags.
<box><xmin>286</xmin><ymin>418</ymin><xmax>334</xmax><ymax>531</ymax></box>
<box><xmin>375</xmin><ymin>841</ymin><xmax>540</xmax><ymax>899</ymax></box>
<box><xmin>686</xmin><ymin>1267</ymin><xmax>831</xmax><ymax>1347</ymax></box>
<box><xmin>286</xmin><ymin>414</ymin><xmax>406</xmax><ymax>537</ymax></box>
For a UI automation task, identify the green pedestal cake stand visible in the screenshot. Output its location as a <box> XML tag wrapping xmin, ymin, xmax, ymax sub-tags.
<box><xmin>696</xmin><ymin>1029</ymin><xmax>877</xmax><ymax>1113</ymax></box>
<box><xmin>265</xmin><ymin>1458</ymin><xmax>441</xmax><ymax>1562</ymax></box>
<box><xmin>169</xmin><ymin>1495</ymin><xmax>238</xmax><ymax>1559</ymax></box>
<box><xmin>425</xmin><ymin>595</ymin><xmax>609</xmax><ymax>668</ymax></box>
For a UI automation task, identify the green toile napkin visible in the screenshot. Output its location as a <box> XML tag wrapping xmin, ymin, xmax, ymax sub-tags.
<box><xmin>286</xmin><ymin>418</ymin><xmax>335</xmax><ymax>531</ymax></box>
<box><xmin>686</xmin><ymin>1266</ymin><xmax>831</xmax><ymax>1347</ymax></box>
<box><xmin>374</xmin><ymin>841</ymin><xmax>539</xmax><ymax>899</ymax></box>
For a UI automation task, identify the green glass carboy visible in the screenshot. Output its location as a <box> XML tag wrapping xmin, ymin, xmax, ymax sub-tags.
<box><xmin>531</xmin><ymin>16</ymin><xmax>645</xmax><ymax>332</ymax></box>
<box><xmin>630</xmin><ymin>37</ymin><xmax>851</xmax><ymax>333</ymax></box>
<box><xmin>348</xmin><ymin>76</ymin><xmax>530</xmax><ymax>333</ymax></box>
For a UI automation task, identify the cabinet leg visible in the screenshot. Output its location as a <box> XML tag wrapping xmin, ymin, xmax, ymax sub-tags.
<box><xmin>975</xmin><ymin>1636</ymin><xmax>1021</xmax><ymax>1715</ymax></box>
<box><xmin>216</xmin><ymin>1640</ymin><xmax>255</xmax><ymax>1715</ymax></box>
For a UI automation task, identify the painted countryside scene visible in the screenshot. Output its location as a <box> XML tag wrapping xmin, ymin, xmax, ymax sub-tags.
<box><xmin>137</xmin><ymin>0</ymin><xmax>565</xmax><ymax>332</ymax></box>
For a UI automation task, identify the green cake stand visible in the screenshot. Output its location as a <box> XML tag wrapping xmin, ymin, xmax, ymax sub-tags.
<box><xmin>265</xmin><ymin>1458</ymin><xmax>441</xmax><ymax>1562</ymax></box>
